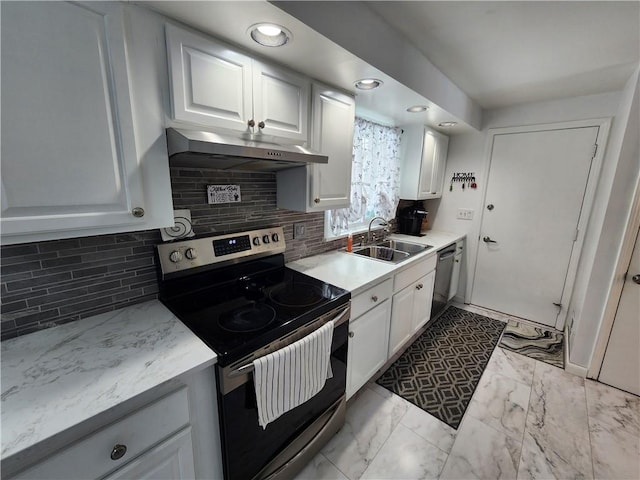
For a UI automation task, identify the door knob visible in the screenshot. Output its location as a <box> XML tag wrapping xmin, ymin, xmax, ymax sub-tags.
<box><xmin>632</xmin><ymin>274</ymin><xmax>640</xmax><ymax>285</ymax></box>
<box><xmin>483</xmin><ymin>236</ymin><xmax>497</xmax><ymax>243</ymax></box>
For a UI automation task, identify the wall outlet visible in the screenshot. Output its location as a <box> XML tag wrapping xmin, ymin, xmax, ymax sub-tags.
<box><xmin>294</xmin><ymin>222</ymin><xmax>306</xmax><ymax>239</ymax></box>
<box><xmin>457</xmin><ymin>208</ymin><xmax>474</xmax><ymax>220</ymax></box>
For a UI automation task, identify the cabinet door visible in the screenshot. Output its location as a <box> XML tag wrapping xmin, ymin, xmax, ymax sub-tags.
<box><xmin>449</xmin><ymin>252</ymin><xmax>463</xmax><ymax>301</ymax></box>
<box><xmin>275</xmin><ymin>85</ymin><xmax>354</xmax><ymax>212</ymax></box>
<box><xmin>104</xmin><ymin>428</ymin><xmax>196</xmax><ymax>480</ymax></box>
<box><xmin>309</xmin><ymin>85</ymin><xmax>355</xmax><ymax>210</ymax></box>
<box><xmin>1</xmin><ymin>1</ymin><xmax>146</xmax><ymax>239</ymax></box>
<box><xmin>252</xmin><ymin>61</ymin><xmax>310</xmax><ymax>143</ymax></box>
<box><xmin>166</xmin><ymin>24</ymin><xmax>253</xmax><ymax>132</ymax></box>
<box><xmin>417</xmin><ymin>130</ymin><xmax>438</xmax><ymax>198</ymax></box>
<box><xmin>429</xmin><ymin>130</ymin><xmax>450</xmax><ymax>198</ymax></box>
<box><xmin>346</xmin><ymin>300</ymin><xmax>391</xmax><ymax>399</ymax></box>
<box><xmin>412</xmin><ymin>271</ymin><xmax>436</xmax><ymax>331</ymax></box>
<box><xmin>389</xmin><ymin>286</ymin><xmax>415</xmax><ymax>357</ymax></box>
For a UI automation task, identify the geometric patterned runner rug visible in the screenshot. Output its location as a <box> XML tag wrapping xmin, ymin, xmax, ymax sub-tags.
<box><xmin>376</xmin><ymin>306</ymin><xmax>506</xmax><ymax>429</ymax></box>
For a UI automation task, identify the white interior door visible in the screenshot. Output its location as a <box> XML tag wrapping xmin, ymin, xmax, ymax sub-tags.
<box><xmin>472</xmin><ymin>126</ymin><xmax>599</xmax><ymax>327</ymax></box>
<box><xmin>598</xmin><ymin>227</ymin><xmax>640</xmax><ymax>396</ymax></box>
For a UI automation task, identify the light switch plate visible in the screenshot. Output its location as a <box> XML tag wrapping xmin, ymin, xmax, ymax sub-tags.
<box><xmin>457</xmin><ymin>208</ymin><xmax>474</xmax><ymax>220</ymax></box>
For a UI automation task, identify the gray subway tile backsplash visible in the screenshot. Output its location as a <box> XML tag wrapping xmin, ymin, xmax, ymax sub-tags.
<box><xmin>0</xmin><ymin>168</ymin><xmax>346</xmax><ymax>340</ymax></box>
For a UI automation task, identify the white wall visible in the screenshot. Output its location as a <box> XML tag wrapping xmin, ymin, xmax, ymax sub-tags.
<box><xmin>569</xmin><ymin>67</ymin><xmax>640</xmax><ymax>369</ymax></box>
<box><xmin>427</xmin><ymin>91</ymin><xmax>622</xmax><ymax>307</ymax></box>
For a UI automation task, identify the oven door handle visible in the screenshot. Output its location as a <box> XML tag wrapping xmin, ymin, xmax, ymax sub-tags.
<box><xmin>230</xmin><ymin>304</ymin><xmax>350</xmax><ymax>378</ymax></box>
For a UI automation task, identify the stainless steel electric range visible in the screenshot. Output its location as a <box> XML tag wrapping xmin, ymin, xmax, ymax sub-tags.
<box><xmin>156</xmin><ymin>227</ymin><xmax>350</xmax><ymax>480</ymax></box>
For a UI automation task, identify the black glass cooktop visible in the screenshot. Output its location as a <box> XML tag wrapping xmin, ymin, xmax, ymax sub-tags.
<box><xmin>158</xmin><ymin>256</ymin><xmax>350</xmax><ymax>366</ymax></box>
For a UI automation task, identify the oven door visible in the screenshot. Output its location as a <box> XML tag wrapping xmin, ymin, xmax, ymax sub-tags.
<box><xmin>216</xmin><ymin>305</ymin><xmax>349</xmax><ymax>480</ymax></box>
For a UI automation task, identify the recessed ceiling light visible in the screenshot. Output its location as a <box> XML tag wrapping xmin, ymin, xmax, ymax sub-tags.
<box><xmin>249</xmin><ymin>23</ymin><xmax>292</xmax><ymax>47</ymax></box>
<box><xmin>438</xmin><ymin>121</ymin><xmax>458</xmax><ymax>127</ymax></box>
<box><xmin>407</xmin><ymin>105</ymin><xmax>428</xmax><ymax>113</ymax></box>
<box><xmin>355</xmin><ymin>78</ymin><xmax>383</xmax><ymax>90</ymax></box>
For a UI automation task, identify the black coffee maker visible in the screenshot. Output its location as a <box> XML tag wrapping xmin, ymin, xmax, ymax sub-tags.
<box><xmin>397</xmin><ymin>202</ymin><xmax>429</xmax><ymax>236</ymax></box>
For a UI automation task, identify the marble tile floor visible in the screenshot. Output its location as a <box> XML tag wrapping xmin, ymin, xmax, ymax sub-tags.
<box><xmin>295</xmin><ymin>346</ymin><xmax>640</xmax><ymax>480</ymax></box>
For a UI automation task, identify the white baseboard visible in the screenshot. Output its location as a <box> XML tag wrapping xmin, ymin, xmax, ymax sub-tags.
<box><xmin>564</xmin><ymin>326</ymin><xmax>588</xmax><ymax>378</ymax></box>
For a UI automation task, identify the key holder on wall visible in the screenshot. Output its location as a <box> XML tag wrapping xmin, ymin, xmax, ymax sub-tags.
<box><xmin>450</xmin><ymin>172</ymin><xmax>477</xmax><ymax>191</ymax></box>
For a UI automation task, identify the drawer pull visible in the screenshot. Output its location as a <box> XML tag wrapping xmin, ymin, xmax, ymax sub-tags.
<box><xmin>349</xmin><ymin>331</ymin><xmax>355</xmax><ymax>338</ymax></box>
<box><xmin>416</xmin><ymin>284</ymin><xmax>423</xmax><ymax>290</ymax></box>
<box><xmin>110</xmin><ymin>444</ymin><xmax>127</xmax><ymax>461</ymax></box>
<box><xmin>371</xmin><ymin>295</ymin><xmax>378</xmax><ymax>302</ymax></box>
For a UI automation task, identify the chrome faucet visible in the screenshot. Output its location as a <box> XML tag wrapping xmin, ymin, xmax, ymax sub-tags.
<box><xmin>367</xmin><ymin>216</ymin><xmax>388</xmax><ymax>243</ymax></box>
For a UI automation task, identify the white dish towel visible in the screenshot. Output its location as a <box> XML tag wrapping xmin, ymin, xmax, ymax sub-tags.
<box><xmin>253</xmin><ymin>320</ymin><xmax>335</xmax><ymax>429</ymax></box>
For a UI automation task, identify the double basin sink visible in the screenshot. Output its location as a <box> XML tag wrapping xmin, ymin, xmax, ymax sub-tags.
<box><xmin>351</xmin><ymin>239</ymin><xmax>433</xmax><ymax>264</ymax></box>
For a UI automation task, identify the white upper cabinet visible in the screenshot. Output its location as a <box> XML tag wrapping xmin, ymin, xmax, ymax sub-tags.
<box><xmin>276</xmin><ymin>84</ymin><xmax>355</xmax><ymax>212</ymax></box>
<box><xmin>252</xmin><ymin>61</ymin><xmax>310</xmax><ymax>142</ymax></box>
<box><xmin>399</xmin><ymin>125</ymin><xmax>449</xmax><ymax>200</ymax></box>
<box><xmin>165</xmin><ymin>24</ymin><xmax>254</xmax><ymax>133</ymax></box>
<box><xmin>0</xmin><ymin>1</ymin><xmax>173</xmax><ymax>245</ymax></box>
<box><xmin>166</xmin><ymin>24</ymin><xmax>310</xmax><ymax>143</ymax></box>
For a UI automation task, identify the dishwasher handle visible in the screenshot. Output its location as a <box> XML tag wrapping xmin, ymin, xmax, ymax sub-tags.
<box><xmin>438</xmin><ymin>249</ymin><xmax>456</xmax><ymax>261</ymax></box>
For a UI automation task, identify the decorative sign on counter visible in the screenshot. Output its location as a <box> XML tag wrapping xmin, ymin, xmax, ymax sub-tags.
<box><xmin>207</xmin><ymin>185</ymin><xmax>241</xmax><ymax>204</ymax></box>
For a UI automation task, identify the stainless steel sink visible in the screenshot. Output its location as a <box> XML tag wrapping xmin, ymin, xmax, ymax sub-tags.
<box><xmin>351</xmin><ymin>240</ymin><xmax>433</xmax><ymax>264</ymax></box>
<box><xmin>352</xmin><ymin>246</ymin><xmax>410</xmax><ymax>263</ymax></box>
<box><xmin>376</xmin><ymin>239</ymin><xmax>432</xmax><ymax>254</ymax></box>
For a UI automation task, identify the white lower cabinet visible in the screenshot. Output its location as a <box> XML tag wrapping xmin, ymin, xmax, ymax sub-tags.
<box><xmin>346</xmin><ymin>279</ymin><xmax>393</xmax><ymax>399</ymax></box>
<box><xmin>9</xmin><ymin>366</ymin><xmax>223</xmax><ymax>480</ymax></box>
<box><xmin>389</xmin><ymin>255</ymin><xmax>437</xmax><ymax>357</ymax></box>
<box><xmin>449</xmin><ymin>240</ymin><xmax>464</xmax><ymax>301</ymax></box>
<box><xmin>103</xmin><ymin>428</ymin><xmax>195</xmax><ymax>480</ymax></box>
<box><xmin>347</xmin><ymin>299</ymin><xmax>392</xmax><ymax>399</ymax></box>
<box><xmin>12</xmin><ymin>388</ymin><xmax>193</xmax><ymax>480</ymax></box>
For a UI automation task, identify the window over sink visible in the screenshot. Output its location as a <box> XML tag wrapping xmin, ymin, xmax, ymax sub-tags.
<box><xmin>325</xmin><ymin>117</ymin><xmax>402</xmax><ymax>239</ymax></box>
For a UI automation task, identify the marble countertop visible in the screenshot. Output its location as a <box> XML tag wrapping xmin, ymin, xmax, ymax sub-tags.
<box><xmin>1</xmin><ymin>300</ymin><xmax>216</xmax><ymax>463</ymax></box>
<box><xmin>288</xmin><ymin>230</ymin><xmax>464</xmax><ymax>296</ymax></box>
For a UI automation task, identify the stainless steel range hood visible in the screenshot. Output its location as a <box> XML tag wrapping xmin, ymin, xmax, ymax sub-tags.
<box><xmin>166</xmin><ymin>128</ymin><xmax>328</xmax><ymax>171</ymax></box>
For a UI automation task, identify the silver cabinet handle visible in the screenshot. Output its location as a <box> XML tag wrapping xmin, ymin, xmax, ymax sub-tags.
<box><xmin>131</xmin><ymin>207</ymin><xmax>145</xmax><ymax>218</ymax></box>
<box><xmin>110</xmin><ymin>444</ymin><xmax>127</xmax><ymax>461</ymax></box>
<box><xmin>349</xmin><ymin>331</ymin><xmax>354</xmax><ymax>338</ymax></box>
<box><xmin>371</xmin><ymin>295</ymin><xmax>378</xmax><ymax>302</ymax></box>
<box><xmin>258</xmin><ymin>121</ymin><xmax>265</xmax><ymax>129</ymax></box>
<box><xmin>632</xmin><ymin>274</ymin><xmax>640</xmax><ymax>285</ymax></box>
<box><xmin>416</xmin><ymin>284</ymin><xmax>423</xmax><ymax>290</ymax></box>
<box><xmin>483</xmin><ymin>236</ymin><xmax>497</xmax><ymax>243</ymax></box>
<box><xmin>248</xmin><ymin>119</ymin><xmax>255</xmax><ymax>128</ymax></box>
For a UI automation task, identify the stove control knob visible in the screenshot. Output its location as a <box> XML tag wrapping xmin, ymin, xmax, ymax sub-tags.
<box><xmin>262</xmin><ymin>235</ymin><xmax>270</xmax><ymax>244</ymax></box>
<box><xmin>252</xmin><ymin>236</ymin><xmax>261</xmax><ymax>246</ymax></box>
<box><xmin>185</xmin><ymin>248</ymin><xmax>197</xmax><ymax>260</ymax></box>
<box><xmin>169</xmin><ymin>250</ymin><xmax>183</xmax><ymax>263</ymax></box>
<box><xmin>271</xmin><ymin>233</ymin><xmax>279</xmax><ymax>243</ymax></box>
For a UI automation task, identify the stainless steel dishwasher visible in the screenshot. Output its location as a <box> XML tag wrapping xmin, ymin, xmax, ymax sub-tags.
<box><xmin>431</xmin><ymin>246</ymin><xmax>457</xmax><ymax>318</ymax></box>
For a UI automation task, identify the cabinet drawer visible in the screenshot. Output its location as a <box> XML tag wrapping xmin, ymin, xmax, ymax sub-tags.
<box><xmin>394</xmin><ymin>254</ymin><xmax>437</xmax><ymax>292</ymax></box>
<box><xmin>14</xmin><ymin>388</ymin><xmax>190</xmax><ymax>480</ymax></box>
<box><xmin>351</xmin><ymin>278</ymin><xmax>393</xmax><ymax>319</ymax></box>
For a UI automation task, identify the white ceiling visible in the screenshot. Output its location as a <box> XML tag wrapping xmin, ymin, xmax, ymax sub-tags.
<box><xmin>141</xmin><ymin>1</ymin><xmax>639</xmax><ymax>131</ymax></box>
<box><xmin>365</xmin><ymin>1</ymin><xmax>640</xmax><ymax>109</ymax></box>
